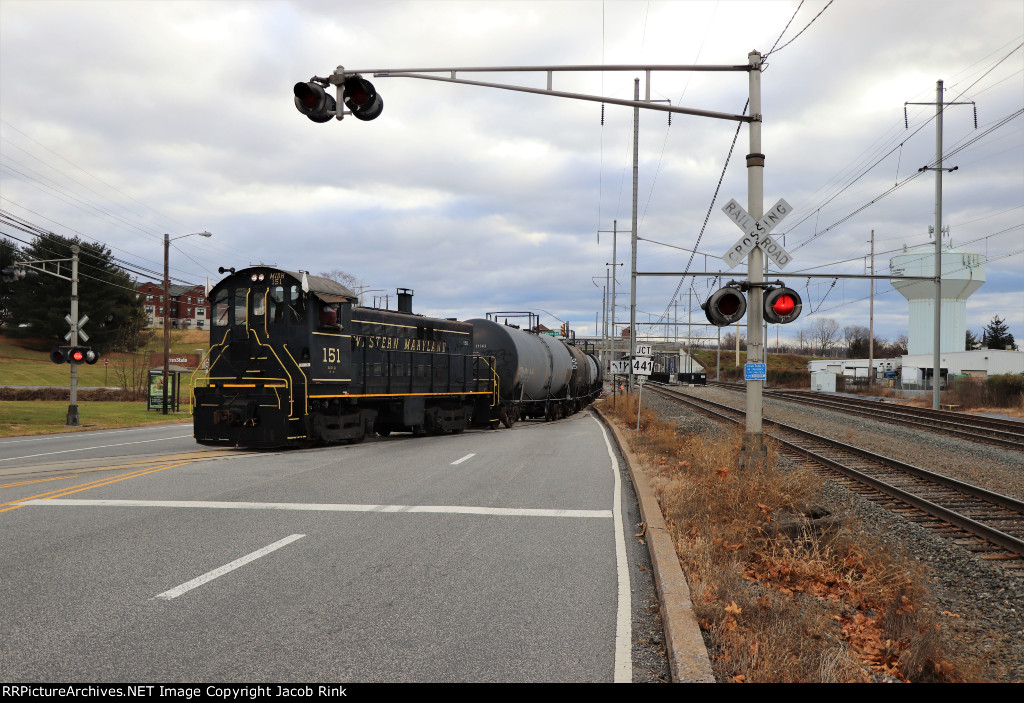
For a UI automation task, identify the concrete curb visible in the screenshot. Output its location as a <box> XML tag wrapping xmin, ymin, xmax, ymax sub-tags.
<box><xmin>594</xmin><ymin>404</ymin><xmax>716</xmax><ymax>683</ymax></box>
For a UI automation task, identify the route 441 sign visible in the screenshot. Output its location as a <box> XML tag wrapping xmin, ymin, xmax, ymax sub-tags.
<box><xmin>632</xmin><ymin>357</ymin><xmax>653</xmax><ymax>376</ymax></box>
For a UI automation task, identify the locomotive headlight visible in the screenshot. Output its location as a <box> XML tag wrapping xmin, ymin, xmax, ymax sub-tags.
<box><xmin>251</xmin><ymin>274</ymin><xmax>258</xmax><ymax>282</ymax></box>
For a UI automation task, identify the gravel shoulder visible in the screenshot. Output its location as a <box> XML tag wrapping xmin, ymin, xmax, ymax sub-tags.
<box><xmin>641</xmin><ymin>385</ymin><xmax>1024</xmax><ymax>682</ymax></box>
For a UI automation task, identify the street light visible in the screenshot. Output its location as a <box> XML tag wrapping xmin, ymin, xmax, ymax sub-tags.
<box><xmin>163</xmin><ymin>231</ymin><xmax>212</xmax><ymax>415</ymax></box>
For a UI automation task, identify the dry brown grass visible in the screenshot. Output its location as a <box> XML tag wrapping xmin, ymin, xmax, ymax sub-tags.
<box><xmin>598</xmin><ymin>393</ymin><xmax>976</xmax><ymax>682</ymax></box>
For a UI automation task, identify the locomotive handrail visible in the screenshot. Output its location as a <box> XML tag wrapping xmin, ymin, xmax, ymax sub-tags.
<box><xmin>249</xmin><ymin>329</ymin><xmax>296</xmax><ymax>419</ymax></box>
<box><xmin>189</xmin><ymin>328</ymin><xmax>232</xmax><ymax>413</ymax></box>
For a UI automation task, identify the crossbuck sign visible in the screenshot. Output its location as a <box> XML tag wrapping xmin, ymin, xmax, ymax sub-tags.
<box><xmin>721</xmin><ymin>198</ymin><xmax>793</xmax><ymax>270</ymax></box>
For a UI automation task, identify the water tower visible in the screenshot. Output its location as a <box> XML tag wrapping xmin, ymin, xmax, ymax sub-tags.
<box><xmin>889</xmin><ymin>243</ymin><xmax>985</xmax><ymax>355</ymax></box>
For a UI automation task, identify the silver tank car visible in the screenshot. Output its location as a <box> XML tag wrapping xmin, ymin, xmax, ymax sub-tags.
<box><xmin>468</xmin><ymin>317</ymin><xmax>597</xmax><ymax>426</ymax></box>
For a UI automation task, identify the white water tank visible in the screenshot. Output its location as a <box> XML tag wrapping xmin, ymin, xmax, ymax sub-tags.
<box><xmin>889</xmin><ymin>244</ymin><xmax>984</xmax><ymax>355</ymax></box>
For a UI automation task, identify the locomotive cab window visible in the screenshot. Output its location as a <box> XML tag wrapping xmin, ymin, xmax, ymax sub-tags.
<box><xmin>212</xmin><ymin>289</ymin><xmax>229</xmax><ymax>329</ymax></box>
<box><xmin>233</xmin><ymin>288</ymin><xmax>248</xmax><ymax>327</ymax></box>
<box><xmin>268</xmin><ymin>286</ymin><xmax>286</xmax><ymax>325</ymax></box>
<box><xmin>289</xmin><ymin>285</ymin><xmax>306</xmax><ymax>324</ymax></box>
<box><xmin>251</xmin><ymin>288</ymin><xmax>266</xmax><ymax>320</ymax></box>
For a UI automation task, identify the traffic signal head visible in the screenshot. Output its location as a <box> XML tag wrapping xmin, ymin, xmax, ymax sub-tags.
<box><xmin>293</xmin><ymin>81</ymin><xmax>337</xmax><ymax>123</ymax></box>
<box><xmin>702</xmin><ymin>287</ymin><xmax>747</xmax><ymax>326</ymax></box>
<box><xmin>50</xmin><ymin>346</ymin><xmax>70</xmax><ymax>364</ymax></box>
<box><xmin>763</xmin><ymin>287</ymin><xmax>803</xmax><ymax>324</ymax></box>
<box><xmin>342</xmin><ymin>75</ymin><xmax>383</xmax><ymax>121</ymax></box>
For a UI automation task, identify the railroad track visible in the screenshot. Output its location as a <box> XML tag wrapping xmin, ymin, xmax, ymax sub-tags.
<box><xmin>707</xmin><ymin>380</ymin><xmax>1024</xmax><ymax>451</ymax></box>
<box><xmin>647</xmin><ymin>383</ymin><xmax>1024</xmax><ymax>573</ymax></box>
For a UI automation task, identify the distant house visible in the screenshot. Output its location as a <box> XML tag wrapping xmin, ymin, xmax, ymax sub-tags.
<box><xmin>136</xmin><ymin>282</ymin><xmax>209</xmax><ymax>330</ymax></box>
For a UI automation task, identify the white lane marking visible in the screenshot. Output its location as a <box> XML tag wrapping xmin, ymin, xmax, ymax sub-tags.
<box><xmin>0</xmin><ymin>436</ymin><xmax>192</xmax><ymax>463</ymax></box>
<box><xmin>18</xmin><ymin>498</ymin><xmax>612</xmax><ymax>519</ymax></box>
<box><xmin>0</xmin><ymin>424</ymin><xmax>185</xmax><ymax>446</ymax></box>
<box><xmin>450</xmin><ymin>453</ymin><xmax>476</xmax><ymax>465</ymax></box>
<box><xmin>153</xmin><ymin>534</ymin><xmax>305</xmax><ymax>600</ymax></box>
<box><xmin>593</xmin><ymin>415</ymin><xmax>632</xmax><ymax>683</ymax></box>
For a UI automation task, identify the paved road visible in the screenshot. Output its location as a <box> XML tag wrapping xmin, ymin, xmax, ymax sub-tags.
<box><xmin>0</xmin><ymin>412</ymin><xmax>666</xmax><ymax>682</ymax></box>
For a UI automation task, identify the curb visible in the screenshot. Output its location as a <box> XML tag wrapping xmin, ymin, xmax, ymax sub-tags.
<box><xmin>594</xmin><ymin>404</ymin><xmax>715</xmax><ymax>683</ymax></box>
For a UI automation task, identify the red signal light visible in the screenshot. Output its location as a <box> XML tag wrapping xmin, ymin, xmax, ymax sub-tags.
<box><xmin>763</xmin><ymin>287</ymin><xmax>802</xmax><ymax>324</ymax></box>
<box><xmin>772</xmin><ymin>294</ymin><xmax>795</xmax><ymax>316</ymax></box>
<box><xmin>71</xmin><ymin>349</ymin><xmax>85</xmax><ymax>363</ymax></box>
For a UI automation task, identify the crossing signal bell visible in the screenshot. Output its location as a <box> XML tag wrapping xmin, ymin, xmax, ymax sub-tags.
<box><xmin>763</xmin><ymin>287</ymin><xmax>802</xmax><ymax>324</ymax></box>
<box><xmin>50</xmin><ymin>346</ymin><xmax>99</xmax><ymax>364</ymax></box>
<box><xmin>702</xmin><ymin>287</ymin><xmax>747</xmax><ymax>327</ymax></box>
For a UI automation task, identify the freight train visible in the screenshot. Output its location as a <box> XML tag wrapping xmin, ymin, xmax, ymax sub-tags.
<box><xmin>191</xmin><ymin>267</ymin><xmax>602</xmax><ymax>448</ymax></box>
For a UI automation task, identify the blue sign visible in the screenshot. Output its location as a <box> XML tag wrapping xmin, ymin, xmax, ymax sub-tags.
<box><xmin>744</xmin><ymin>363</ymin><xmax>767</xmax><ymax>381</ymax></box>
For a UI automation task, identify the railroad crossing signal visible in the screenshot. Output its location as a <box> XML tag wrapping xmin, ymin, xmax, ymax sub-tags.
<box><xmin>50</xmin><ymin>346</ymin><xmax>99</xmax><ymax>365</ymax></box>
<box><xmin>293</xmin><ymin>75</ymin><xmax>383</xmax><ymax>123</ymax></box>
<box><xmin>763</xmin><ymin>287</ymin><xmax>802</xmax><ymax>324</ymax></box>
<box><xmin>2</xmin><ymin>267</ymin><xmax>27</xmax><ymax>282</ymax></box>
<box><xmin>702</xmin><ymin>287</ymin><xmax>747</xmax><ymax>326</ymax></box>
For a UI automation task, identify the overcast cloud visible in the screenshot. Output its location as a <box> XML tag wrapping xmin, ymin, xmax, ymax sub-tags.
<box><xmin>1</xmin><ymin>0</ymin><xmax>1021</xmax><ymax>346</ymax></box>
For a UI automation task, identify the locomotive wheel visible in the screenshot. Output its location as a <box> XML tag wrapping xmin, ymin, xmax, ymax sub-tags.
<box><xmin>500</xmin><ymin>405</ymin><xmax>516</xmax><ymax>429</ymax></box>
<box><xmin>377</xmin><ymin>428</ymin><xmax>391</xmax><ymax>437</ymax></box>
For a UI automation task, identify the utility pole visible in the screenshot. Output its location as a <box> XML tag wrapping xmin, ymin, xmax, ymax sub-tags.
<box><xmin>629</xmin><ymin>78</ymin><xmax>640</xmax><ymax>391</ymax></box>
<box><xmin>741</xmin><ymin>50</ymin><xmax>766</xmax><ymax>469</ymax></box>
<box><xmin>906</xmin><ymin>81</ymin><xmax>973</xmax><ymax>410</ymax></box>
<box><xmin>868</xmin><ymin>229</ymin><xmax>875</xmax><ymax>387</ymax></box>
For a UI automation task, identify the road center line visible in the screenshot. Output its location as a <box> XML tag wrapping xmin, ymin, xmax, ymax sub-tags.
<box><xmin>450</xmin><ymin>453</ymin><xmax>476</xmax><ymax>465</ymax></box>
<box><xmin>153</xmin><ymin>534</ymin><xmax>305</xmax><ymax>600</ymax></box>
<box><xmin>17</xmin><ymin>498</ymin><xmax>612</xmax><ymax>519</ymax></box>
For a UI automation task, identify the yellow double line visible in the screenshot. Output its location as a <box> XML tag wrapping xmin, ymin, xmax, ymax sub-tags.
<box><xmin>0</xmin><ymin>461</ymin><xmax>193</xmax><ymax>514</ymax></box>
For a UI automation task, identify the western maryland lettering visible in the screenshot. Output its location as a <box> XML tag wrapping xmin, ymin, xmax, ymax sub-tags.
<box><xmin>354</xmin><ymin>334</ymin><xmax>449</xmax><ymax>353</ymax></box>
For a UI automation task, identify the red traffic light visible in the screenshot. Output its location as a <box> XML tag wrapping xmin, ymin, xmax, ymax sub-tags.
<box><xmin>342</xmin><ymin>76</ymin><xmax>383</xmax><ymax>121</ymax></box>
<box><xmin>763</xmin><ymin>287</ymin><xmax>802</xmax><ymax>324</ymax></box>
<box><xmin>702</xmin><ymin>287</ymin><xmax>747</xmax><ymax>327</ymax></box>
<box><xmin>293</xmin><ymin>82</ymin><xmax>337</xmax><ymax>123</ymax></box>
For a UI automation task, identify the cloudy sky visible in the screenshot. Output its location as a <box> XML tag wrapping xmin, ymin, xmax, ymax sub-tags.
<box><xmin>1</xmin><ymin>0</ymin><xmax>1021</xmax><ymax>348</ymax></box>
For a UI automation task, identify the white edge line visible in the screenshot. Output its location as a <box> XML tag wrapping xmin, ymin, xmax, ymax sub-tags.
<box><xmin>450</xmin><ymin>453</ymin><xmax>476</xmax><ymax>465</ymax></box>
<box><xmin>153</xmin><ymin>534</ymin><xmax>305</xmax><ymax>600</ymax></box>
<box><xmin>594</xmin><ymin>415</ymin><xmax>632</xmax><ymax>683</ymax></box>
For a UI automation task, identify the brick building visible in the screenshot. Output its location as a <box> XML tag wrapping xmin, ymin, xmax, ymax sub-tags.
<box><xmin>136</xmin><ymin>282</ymin><xmax>210</xmax><ymax>330</ymax></box>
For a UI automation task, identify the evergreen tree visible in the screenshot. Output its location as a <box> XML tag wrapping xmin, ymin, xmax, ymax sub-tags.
<box><xmin>965</xmin><ymin>329</ymin><xmax>980</xmax><ymax>350</ymax></box>
<box><xmin>0</xmin><ymin>238</ymin><xmax>17</xmax><ymax>329</ymax></box>
<box><xmin>7</xmin><ymin>232</ymin><xmax>142</xmax><ymax>352</ymax></box>
<box><xmin>983</xmin><ymin>315</ymin><xmax>1015</xmax><ymax>350</ymax></box>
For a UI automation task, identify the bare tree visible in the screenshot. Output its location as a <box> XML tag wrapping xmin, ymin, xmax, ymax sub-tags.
<box><xmin>808</xmin><ymin>317</ymin><xmax>840</xmax><ymax>356</ymax></box>
<box><xmin>319</xmin><ymin>269</ymin><xmax>363</xmax><ymax>292</ymax></box>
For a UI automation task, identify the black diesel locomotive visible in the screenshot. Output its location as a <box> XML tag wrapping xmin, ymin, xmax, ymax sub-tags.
<box><xmin>191</xmin><ymin>267</ymin><xmax>602</xmax><ymax>448</ymax></box>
